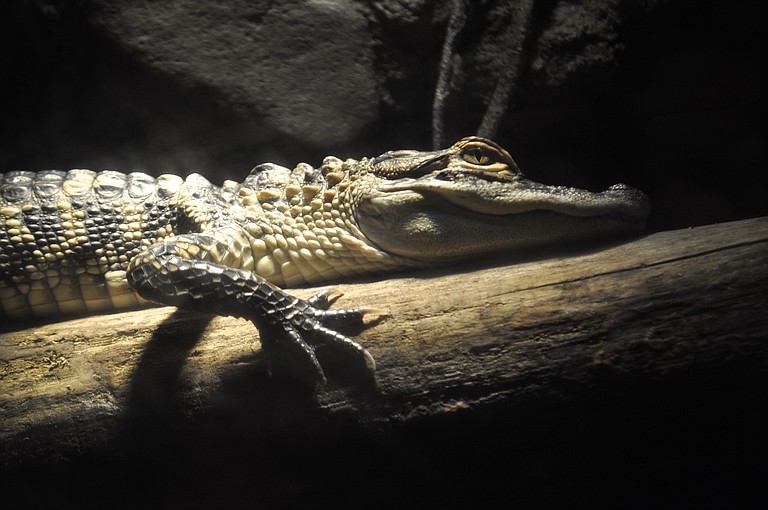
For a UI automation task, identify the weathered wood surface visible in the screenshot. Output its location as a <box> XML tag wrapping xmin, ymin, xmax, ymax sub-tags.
<box><xmin>1</xmin><ymin>216</ymin><xmax>767</xmax><ymax>469</ymax></box>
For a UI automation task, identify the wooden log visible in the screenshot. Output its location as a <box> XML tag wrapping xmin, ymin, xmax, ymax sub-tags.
<box><xmin>1</xmin><ymin>217</ymin><xmax>767</xmax><ymax>506</ymax></box>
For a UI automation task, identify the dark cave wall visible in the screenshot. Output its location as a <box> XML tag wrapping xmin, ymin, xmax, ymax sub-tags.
<box><xmin>1</xmin><ymin>0</ymin><xmax>766</xmax><ymax>231</ymax></box>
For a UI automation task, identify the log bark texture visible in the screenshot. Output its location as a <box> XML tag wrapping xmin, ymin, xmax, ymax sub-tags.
<box><xmin>2</xmin><ymin>217</ymin><xmax>767</xmax><ymax>507</ymax></box>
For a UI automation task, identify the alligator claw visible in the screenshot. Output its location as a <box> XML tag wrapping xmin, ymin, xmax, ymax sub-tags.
<box><xmin>261</xmin><ymin>324</ymin><xmax>327</xmax><ymax>385</ymax></box>
<box><xmin>306</xmin><ymin>288</ymin><xmax>344</xmax><ymax>309</ymax></box>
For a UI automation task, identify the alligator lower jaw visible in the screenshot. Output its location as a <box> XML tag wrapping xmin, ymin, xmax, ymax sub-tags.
<box><xmin>358</xmin><ymin>187</ymin><xmax>650</xmax><ymax>262</ymax></box>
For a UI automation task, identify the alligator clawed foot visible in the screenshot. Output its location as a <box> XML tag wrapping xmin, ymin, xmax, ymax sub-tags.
<box><xmin>252</xmin><ymin>288</ymin><xmax>381</xmax><ymax>387</ymax></box>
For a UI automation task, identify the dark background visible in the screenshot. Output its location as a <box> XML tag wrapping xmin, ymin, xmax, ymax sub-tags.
<box><xmin>2</xmin><ymin>1</ymin><xmax>767</xmax><ymax>508</ymax></box>
<box><xmin>2</xmin><ymin>0</ymin><xmax>766</xmax><ymax>231</ymax></box>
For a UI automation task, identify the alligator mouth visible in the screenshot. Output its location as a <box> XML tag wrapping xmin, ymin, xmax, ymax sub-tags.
<box><xmin>359</xmin><ymin>171</ymin><xmax>650</xmax><ymax>261</ymax></box>
<box><xmin>377</xmin><ymin>172</ymin><xmax>651</xmax><ymax>222</ymax></box>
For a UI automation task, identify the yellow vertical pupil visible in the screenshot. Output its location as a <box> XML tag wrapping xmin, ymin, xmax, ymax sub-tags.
<box><xmin>463</xmin><ymin>147</ymin><xmax>490</xmax><ymax>165</ymax></box>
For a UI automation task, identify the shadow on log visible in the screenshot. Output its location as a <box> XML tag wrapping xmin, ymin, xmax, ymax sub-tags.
<box><xmin>2</xmin><ymin>217</ymin><xmax>767</xmax><ymax>508</ymax></box>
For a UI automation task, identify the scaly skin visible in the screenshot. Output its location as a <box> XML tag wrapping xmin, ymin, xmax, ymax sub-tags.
<box><xmin>0</xmin><ymin>137</ymin><xmax>649</xmax><ymax>382</ymax></box>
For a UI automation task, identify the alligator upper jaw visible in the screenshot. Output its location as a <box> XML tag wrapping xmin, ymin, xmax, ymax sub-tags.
<box><xmin>377</xmin><ymin>173</ymin><xmax>651</xmax><ymax>221</ymax></box>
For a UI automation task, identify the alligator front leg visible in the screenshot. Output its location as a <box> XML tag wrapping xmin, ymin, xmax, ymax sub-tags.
<box><xmin>126</xmin><ymin>235</ymin><xmax>376</xmax><ymax>385</ymax></box>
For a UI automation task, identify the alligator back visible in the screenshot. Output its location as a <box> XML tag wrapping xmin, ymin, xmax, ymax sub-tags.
<box><xmin>0</xmin><ymin>169</ymin><xmax>228</xmax><ymax>320</ymax></box>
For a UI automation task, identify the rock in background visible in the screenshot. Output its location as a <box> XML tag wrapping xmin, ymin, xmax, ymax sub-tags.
<box><xmin>1</xmin><ymin>0</ymin><xmax>766</xmax><ymax>229</ymax></box>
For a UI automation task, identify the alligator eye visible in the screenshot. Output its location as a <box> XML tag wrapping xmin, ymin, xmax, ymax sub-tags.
<box><xmin>462</xmin><ymin>147</ymin><xmax>491</xmax><ymax>165</ymax></box>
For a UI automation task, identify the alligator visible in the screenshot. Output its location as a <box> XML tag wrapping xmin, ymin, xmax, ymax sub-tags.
<box><xmin>0</xmin><ymin>137</ymin><xmax>650</xmax><ymax>383</ymax></box>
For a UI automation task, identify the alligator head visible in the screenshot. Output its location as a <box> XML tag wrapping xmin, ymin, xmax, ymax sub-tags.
<box><xmin>352</xmin><ymin>137</ymin><xmax>650</xmax><ymax>261</ymax></box>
